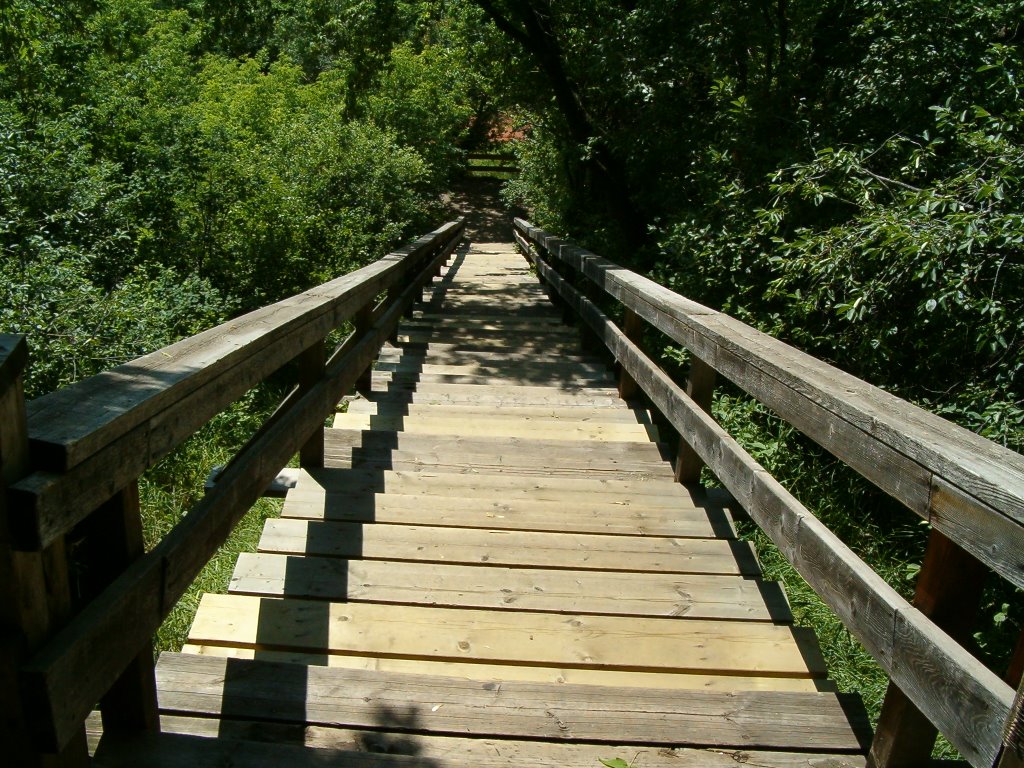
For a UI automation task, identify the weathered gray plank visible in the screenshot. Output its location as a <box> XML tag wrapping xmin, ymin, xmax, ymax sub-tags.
<box><xmin>519</xmin><ymin>240</ymin><xmax>1013</xmax><ymax>767</ymax></box>
<box><xmin>515</xmin><ymin>219</ymin><xmax>1024</xmax><ymax>588</ymax></box>
<box><xmin>94</xmin><ymin>718</ymin><xmax>868</xmax><ymax>767</ymax></box>
<box><xmin>154</xmin><ymin>653</ymin><xmax>868</xmax><ymax>751</ymax></box>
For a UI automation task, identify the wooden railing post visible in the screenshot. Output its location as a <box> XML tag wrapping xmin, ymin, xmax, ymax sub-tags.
<box><xmin>868</xmin><ymin>529</ymin><xmax>987</xmax><ymax>767</ymax></box>
<box><xmin>618</xmin><ymin>308</ymin><xmax>644</xmax><ymax>400</ymax></box>
<box><xmin>674</xmin><ymin>356</ymin><xmax>716</xmax><ymax>484</ymax></box>
<box><xmin>0</xmin><ymin>335</ymin><xmax>89</xmax><ymax>765</ymax></box>
<box><xmin>354</xmin><ymin>304</ymin><xmax>374</xmax><ymax>394</ymax></box>
<box><xmin>298</xmin><ymin>339</ymin><xmax>326</xmax><ymax>468</ymax></box>
<box><xmin>87</xmin><ymin>483</ymin><xmax>160</xmax><ymax>736</ymax></box>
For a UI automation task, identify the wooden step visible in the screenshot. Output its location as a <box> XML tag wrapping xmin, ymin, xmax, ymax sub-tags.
<box><xmin>346</xmin><ymin>382</ymin><xmax>625</xmax><ymax>405</ymax></box>
<box><xmin>230</xmin><ymin>553</ymin><xmax>791</xmax><ymax>621</ymax></box>
<box><xmin>153</xmin><ymin>654</ymin><xmax>868</xmax><ymax>749</ymax></box>
<box><xmin>187</xmin><ymin>595</ymin><xmax>824</xmax><ymax>678</ymax></box>
<box><xmin>333</xmin><ymin>411</ymin><xmax>656</xmax><ymax>442</ymax></box>
<box><xmin>346</xmin><ymin>399</ymin><xmax>653</xmax><ymax>424</ymax></box>
<box><xmin>279</xmin><ymin>489</ymin><xmax>734</xmax><ymax>538</ymax></box>
<box><xmin>285</xmin><ymin>466</ymin><xmax>695</xmax><ymax>504</ymax></box>
<box><xmin>258</xmin><ymin>519</ymin><xmax>760</xmax><ymax>575</ymax></box>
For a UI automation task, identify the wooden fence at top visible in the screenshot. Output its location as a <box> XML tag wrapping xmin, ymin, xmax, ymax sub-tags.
<box><xmin>0</xmin><ymin>219</ymin><xmax>464</xmax><ymax>765</ymax></box>
<box><xmin>465</xmin><ymin>151</ymin><xmax>517</xmax><ymax>176</ymax></box>
<box><xmin>514</xmin><ymin>218</ymin><xmax>1024</xmax><ymax>768</ymax></box>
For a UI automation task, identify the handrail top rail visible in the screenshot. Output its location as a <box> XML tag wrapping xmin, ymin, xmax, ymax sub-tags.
<box><xmin>515</xmin><ymin>217</ymin><xmax>1024</xmax><ymax>589</ymax></box>
<box><xmin>25</xmin><ymin>220</ymin><xmax>463</xmax><ymax>473</ymax></box>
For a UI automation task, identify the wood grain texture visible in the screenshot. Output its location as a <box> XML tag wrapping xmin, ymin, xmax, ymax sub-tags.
<box><xmin>19</xmin><ymin>226</ymin><xmax>462</xmax><ymax>750</ymax></box>
<box><xmin>154</xmin><ymin>653</ymin><xmax>868</xmax><ymax>750</ymax></box>
<box><xmin>92</xmin><ymin>724</ymin><xmax>867</xmax><ymax>767</ymax></box>
<box><xmin>179</xmin><ymin>644</ymin><xmax>830</xmax><ymax>692</ymax></box>
<box><xmin>186</xmin><ymin>594</ymin><xmax>824</xmax><ymax>678</ymax></box>
<box><xmin>229</xmin><ymin>552</ymin><xmax>790</xmax><ymax>621</ymax></box>
<box><xmin>258</xmin><ymin>518</ymin><xmax>759</xmax><ymax>574</ymax></box>
<box><xmin>151</xmin><ymin>714</ymin><xmax>865</xmax><ymax>765</ymax></box>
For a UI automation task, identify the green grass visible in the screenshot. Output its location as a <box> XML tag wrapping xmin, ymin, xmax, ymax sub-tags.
<box><xmin>137</xmin><ymin>386</ymin><xmax>287</xmax><ymax>654</ymax></box>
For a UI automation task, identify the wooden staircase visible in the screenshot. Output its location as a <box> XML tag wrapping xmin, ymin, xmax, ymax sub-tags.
<box><xmin>93</xmin><ymin>240</ymin><xmax>871</xmax><ymax>765</ymax></box>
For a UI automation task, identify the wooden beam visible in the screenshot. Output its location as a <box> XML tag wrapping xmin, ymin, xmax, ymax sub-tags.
<box><xmin>12</xmin><ymin>221</ymin><xmax>463</xmax><ymax>550</ymax></box>
<box><xmin>675</xmin><ymin>356</ymin><xmax>716</xmax><ymax>484</ymax></box>
<box><xmin>868</xmin><ymin>531</ymin><xmax>987</xmax><ymax>766</ymax></box>
<box><xmin>617</xmin><ymin>307</ymin><xmax>644</xmax><ymax>400</ymax></box>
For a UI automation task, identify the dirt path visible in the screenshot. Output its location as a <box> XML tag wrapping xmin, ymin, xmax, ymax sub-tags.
<box><xmin>442</xmin><ymin>177</ymin><xmax>524</xmax><ymax>243</ymax></box>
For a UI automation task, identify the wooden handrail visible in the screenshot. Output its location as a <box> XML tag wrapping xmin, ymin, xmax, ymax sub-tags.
<box><xmin>514</xmin><ymin>218</ymin><xmax>1020</xmax><ymax>768</ymax></box>
<box><xmin>10</xmin><ymin>221</ymin><xmax>463</xmax><ymax>550</ymax></box>
<box><xmin>3</xmin><ymin>219</ymin><xmax>464</xmax><ymax>755</ymax></box>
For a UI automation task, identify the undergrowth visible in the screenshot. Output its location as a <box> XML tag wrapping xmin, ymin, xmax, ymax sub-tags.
<box><xmin>137</xmin><ymin>385</ymin><xmax>287</xmax><ymax>654</ymax></box>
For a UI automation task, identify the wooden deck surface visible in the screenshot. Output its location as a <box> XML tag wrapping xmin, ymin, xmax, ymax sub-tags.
<box><xmin>97</xmin><ymin>240</ymin><xmax>871</xmax><ymax>766</ymax></box>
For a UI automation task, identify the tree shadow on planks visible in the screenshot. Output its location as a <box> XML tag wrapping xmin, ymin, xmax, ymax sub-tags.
<box><xmin>215</xmin><ymin>653</ymin><xmax>443</xmax><ymax>765</ymax></box>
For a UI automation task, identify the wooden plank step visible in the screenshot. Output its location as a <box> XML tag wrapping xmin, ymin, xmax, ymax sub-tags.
<box><xmin>370</xmin><ymin>369</ymin><xmax>615</xmax><ymax>389</ymax></box>
<box><xmin>368</xmin><ymin>373</ymin><xmax>620</xmax><ymax>397</ymax></box>
<box><xmin>179</xmin><ymin>645</ymin><xmax>831</xmax><ymax>692</ymax></box>
<box><xmin>279</xmin><ymin>490</ymin><xmax>734</xmax><ymax>539</ymax></box>
<box><xmin>258</xmin><ymin>519</ymin><xmax>760</xmax><ymax>575</ymax></box>
<box><xmin>93</xmin><ymin>730</ymin><xmax>861</xmax><ymax>768</ymax></box>
<box><xmin>392</xmin><ymin>336</ymin><xmax>584</xmax><ymax>354</ymax></box>
<box><xmin>136</xmin><ymin>718</ymin><xmax>867</xmax><ymax>767</ymax></box>
<box><xmin>376</xmin><ymin>346</ymin><xmax>601</xmax><ymax>366</ymax></box>
<box><xmin>155</xmin><ymin>654</ymin><xmax>867</xmax><ymax>748</ymax></box>
<box><xmin>370</xmin><ymin>370</ymin><xmax>616</xmax><ymax>389</ymax></box>
<box><xmin>333</xmin><ymin>412</ymin><xmax>656</xmax><ymax>442</ymax></box>
<box><xmin>345</xmin><ymin>399</ymin><xmax>655</xmax><ymax>425</ymax></box>
<box><xmin>187</xmin><ymin>595</ymin><xmax>824</xmax><ymax>677</ymax></box>
<box><xmin>230</xmin><ymin>553</ymin><xmax>791</xmax><ymax>622</ymax></box>
<box><xmin>287</xmin><ymin>467</ymin><xmax>694</xmax><ymax>504</ymax></box>
<box><xmin>321</xmin><ymin>430</ymin><xmax>671</xmax><ymax>473</ymax></box>
<box><xmin>372</xmin><ymin>360</ymin><xmax>612</xmax><ymax>378</ymax></box>
<box><xmin>403</xmin><ymin>316</ymin><xmax>566</xmax><ymax>329</ymax></box>
<box><xmin>352</xmin><ymin>381</ymin><xmax>624</xmax><ymax>404</ymax></box>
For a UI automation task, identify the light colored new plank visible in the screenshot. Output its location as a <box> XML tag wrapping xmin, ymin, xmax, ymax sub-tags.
<box><xmin>178</xmin><ymin>645</ymin><xmax>827</xmax><ymax>692</ymax></box>
<box><xmin>258</xmin><ymin>519</ymin><xmax>759</xmax><ymax>575</ymax></box>
<box><xmin>345</xmin><ymin>399</ymin><xmax>652</xmax><ymax>425</ymax></box>
<box><xmin>230</xmin><ymin>553</ymin><xmax>788</xmax><ymax>621</ymax></box>
<box><xmin>187</xmin><ymin>594</ymin><xmax>824</xmax><ymax>677</ymax></box>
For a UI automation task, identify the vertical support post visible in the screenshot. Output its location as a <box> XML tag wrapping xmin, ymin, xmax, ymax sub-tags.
<box><xmin>353</xmin><ymin>304</ymin><xmax>374</xmax><ymax>394</ymax></box>
<box><xmin>298</xmin><ymin>339</ymin><xmax>326</xmax><ymax>468</ymax></box>
<box><xmin>618</xmin><ymin>308</ymin><xmax>644</xmax><ymax>400</ymax></box>
<box><xmin>675</xmin><ymin>356</ymin><xmax>716</xmax><ymax>484</ymax></box>
<box><xmin>88</xmin><ymin>484</ymin><xmax>160</xmax><ymax>736</ymax></box>
<box><xmin>0</xmin><ymin>335</ymin><xmax>88</xmax><ymax>765</ymax></box>
<box><xmin>868</xmin><ymin>529</ymin><xmax>987</xmax><ymax>767</ymax></box>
